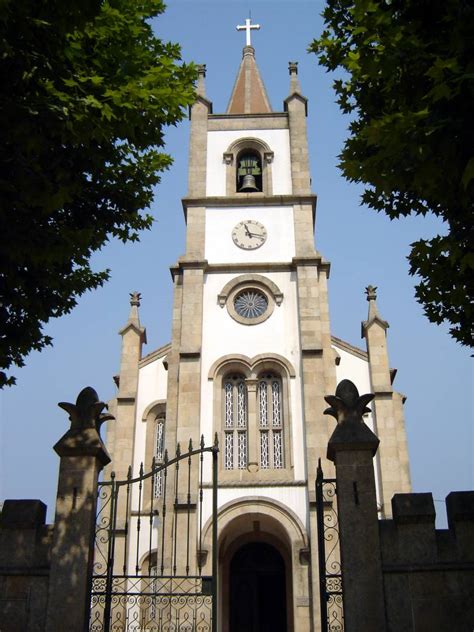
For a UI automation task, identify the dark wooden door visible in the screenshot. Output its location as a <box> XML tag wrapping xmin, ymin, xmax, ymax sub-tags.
<box><xmin>229</xmin><ymin>542</ymin><xmax>287</xmax><ymax>632</ymax></box>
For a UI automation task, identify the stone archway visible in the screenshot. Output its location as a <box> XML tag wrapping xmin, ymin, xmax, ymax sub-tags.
<box><xmin>201</xmin><ymin>497</ymin><xmax>311</xmax><ymax>632</ymax></box>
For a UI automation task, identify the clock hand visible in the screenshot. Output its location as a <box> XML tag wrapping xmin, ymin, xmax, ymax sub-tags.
<box><xmin>244</xmin><ymin>223</ymin><xmax>252</xmax><ymax>237</ymax></box>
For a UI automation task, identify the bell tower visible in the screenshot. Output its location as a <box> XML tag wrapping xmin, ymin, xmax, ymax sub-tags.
<box><xmin>161</xmin><ymin>20</ymin><xmax>337</xmax><ymax>631</ymax></box>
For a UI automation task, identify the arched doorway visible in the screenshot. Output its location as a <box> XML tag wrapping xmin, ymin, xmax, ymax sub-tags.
<box><xmin>229</xmin><ymin>542</ymin><xmax>287</xmax><ymax>632</ymax></box>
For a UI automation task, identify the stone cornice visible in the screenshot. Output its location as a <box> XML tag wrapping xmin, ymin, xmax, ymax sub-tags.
<box><xmin>208</xmin><ymin>112</ymin><xmax>288</xmax><ymax>121</ymax></box>
<box><xmin>284</xmin><ymin>92</ymin><xmax>308</xmax><ymax>116</ymax></box>
<box><xmin>170</xmin><ymin>257</ymin><xmax>332</xmax><ymax>280</ymax></box>
<box><xmin>182</xmin><ymin>193</ymin><xmax>317</xmax><ymax>215</ymax></box>
<box><xmin>139</xmin><ymin>342</ymin><xmax>172</xmax><ymax>368</ymax></box>
<box><xmin>331</xmin><ymin>335</ymin><xmax>368</xmax><ymax>362</ymax></box>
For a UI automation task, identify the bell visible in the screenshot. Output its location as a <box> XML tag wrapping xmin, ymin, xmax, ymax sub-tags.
<box><xmin>239</xmin><ymin>174</ymin><xmax>259</xmax><ymax>192</ymax></box>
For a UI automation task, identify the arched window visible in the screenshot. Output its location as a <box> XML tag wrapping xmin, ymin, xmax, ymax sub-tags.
<box><xmin>223</xmin><ymin>137</ymin><xmax>274</xmax><ymax>196</ymax></box>
<box><xmin>153</xmin><ymin>413</ymin><xmax>166</xmax><ymax>497</ymax></box>
<box><xmin>223</xmin><ymin>375</ymin><xmax>248</xmax><ymax>470</ymax></box>
<box><xmin>236</xmin><ymin>150</ymin><xmax>262</xmax><ymax>192</ymax></box>
<box><xmin>258</xmin><ymin>374</ymin><xmax>284</xmax><ymax>469</ymax></box>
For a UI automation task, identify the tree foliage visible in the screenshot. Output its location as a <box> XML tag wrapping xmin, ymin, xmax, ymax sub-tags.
<box><xmin>0</xmin><ymin>0</ymin><xmax>197</xmax><ymax>386</ymax></box>
<box><xmin>310</xmin><ymin>0</ymin><xmax>474</xmax><ymax>347</ymax></box>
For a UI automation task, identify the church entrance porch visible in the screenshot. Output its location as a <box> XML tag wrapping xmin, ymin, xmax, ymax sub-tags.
<box><xmin>229</xmin><ymin>541</ymin><xmax>287</xmax><ymax>632</ymax></box>
<box><xmin>207</xmin><ymin>498</ymin><xmax>311</xmax><ymax>632</ymax></box>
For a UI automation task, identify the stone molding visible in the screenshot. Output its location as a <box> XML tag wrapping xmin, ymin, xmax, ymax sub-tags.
<box><xmin>182</xmin><ymin>193</ymin><xmax>316</xmax><ymax>213</ymax></box>
<box><xmin>218</xmin><ymin>273</ymin><xmax>283</xmax><ymax>326</ymax></box>
<box><xmin>207</xmin><ymin>352</ymin><xmax>296</xmax><ymax>380</ymax></box>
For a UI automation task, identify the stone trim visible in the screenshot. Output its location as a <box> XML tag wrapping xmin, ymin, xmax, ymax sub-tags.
<box><xmin>202</xmin><ymin>480</ymin><xmax>307</xmax><ymax>488</ymax></box>
<box><xmin>331</xmin><ymin>335</ymin><xmax>368</xmax><ymax>361</ymax></box>
<box><xmin>141</xmin><ymin>399</ymin><xmax>166</xmax><ymax>422</ymax></box>
<box><xmin>182</xmin><ymin>193</ymin><xmax>316</xmax><ymax>212</ymax></box>
<box><xmin>223</xmin><ymin>136</ymin><xmax>274</xmax><ymax>196</ymax></box>
<box><xmin>139</xmin><ymin>343</ymin><xmax>172</xmax><ymax>368</ymax></box>
<box><xmin>209</xmin><ymin>353</ymin><xmax>296</xmax><ymax>480</ymax></box>
<box><xmin>218</xmin><ymin>274</ymin><xmax>283</xmax><ymax>326</ymax></box>
<box><xmin>208</xmin><ymin>112</ymin><xmax>289</xmax><ymax>132</ymax></box>
<box><xmin>207</xmin><ymin>352</ymin><xmax>296</xmax><ymax>380</ymax></box>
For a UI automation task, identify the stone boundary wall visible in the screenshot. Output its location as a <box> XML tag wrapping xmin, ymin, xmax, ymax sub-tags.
<box><xmin>0</xmin><ymin>500</ymin><xmax>52</xmax><ymax>632</ymax></box>
<box><xmin>380</xmin><ymin>491</ymin><xmax>474</xmax><ymax>632</ymax></box>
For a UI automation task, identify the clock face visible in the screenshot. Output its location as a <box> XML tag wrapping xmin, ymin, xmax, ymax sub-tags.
<box><xmin>232</xmin><ymin>220</ymin><xmax>267</xmax><ymax>250</ymax></box>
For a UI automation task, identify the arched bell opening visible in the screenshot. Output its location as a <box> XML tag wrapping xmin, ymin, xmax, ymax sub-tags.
<box><xmin>236</xmin><ymin>149</ymin><xmax>263</xmax><ymax>192</ymax></box>
<box><xmin>219</xmin><ymin>511</ymin><xmax>294</xmax><ymax>632</ymax></box>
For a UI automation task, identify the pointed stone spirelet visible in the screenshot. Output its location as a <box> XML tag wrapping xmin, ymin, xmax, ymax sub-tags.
<box><xmin>58</xmin><ymin>386</ymin><xmax>114</xmax><ymax>433</ymax></box>
<box><xmin>196</xmin><ymin>64</ymin><xmax>207</xmax><ymax>97</ymax></box>
<box><xmin>325</xmin><ymin>380</ymin><xmax>379</xmax><ymax>461</ymax></box>
<box><xmin>288</xmin><ymin>61</ymin><xmax>302</xmax><ymax>94</ymax></box>
<box><xmin>362</xmin><ymin>284</ymin><xmax>389</xmax><ymax>335</ymax></box>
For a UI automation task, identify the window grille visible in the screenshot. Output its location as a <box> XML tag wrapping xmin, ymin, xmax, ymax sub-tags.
<box><xmin>223</xmin><ymin>376</ymin><xmax>248</xmax><ymax>469</ymax></box>
<box><xmin>258</xmin><ymin>375</ymin><xmax>284</xmax><ymax>469</ymax></box>
<box><xmin>153</xmin><ymin>416</ymin><xmax>166</xmax><ymax>497</ymax></box>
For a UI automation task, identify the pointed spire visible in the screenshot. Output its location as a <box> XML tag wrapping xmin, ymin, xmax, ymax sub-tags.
<box><xmin>119</xmin><ymin>291</ymin><xmax>146</xmax><ymax>343</ymax></box>
<box><xmin>288</xmin><ymin>61</ymin><xmax>302</xmax><ymax>94</ymax></box>
<box><xmin>128</xmin><ymin>291</ymin><xmax>141</xmax><ymax>327</ymax></box>
<box><xmin>361</xmin><ymin>285</ymin><xmax>389</xmax><ymax>336</ymax></box>
<box><xmin>227</xmin><ymin>46</ymin><xmax>272</xmax><ymax>114</ymax></box>
<box><xmin>196</xmin><ymin>64</ymin><xmax>207</xmax><ymax>98</ymax></box>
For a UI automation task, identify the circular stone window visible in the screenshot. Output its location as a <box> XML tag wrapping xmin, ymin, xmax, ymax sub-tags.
<box><xmin>234</xmin><ymin>289</ymin><xmax>268</xmax><ymax>319</ymax></box>
<box><xmin>226</xmin><ymin>285</ymin><xmax>275</xmax><ymax>325</ymax></box>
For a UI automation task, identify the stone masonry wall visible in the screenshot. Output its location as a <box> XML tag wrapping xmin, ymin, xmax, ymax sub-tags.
<box><xmin>380</xmin><ymin>491</ymin><xmax>474</xmax><ymax>632</ymax></box>
<box><xmin>0</xmin><ymin>500</ymin><xmax>52</xmax><ymax>632</ymax></box>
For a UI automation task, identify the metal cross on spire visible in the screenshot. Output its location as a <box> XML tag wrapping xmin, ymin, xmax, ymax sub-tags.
<box><xmin>236</xmin><ymin>17</ymin><xmax>261</xmax><ymax>47</ymax></box>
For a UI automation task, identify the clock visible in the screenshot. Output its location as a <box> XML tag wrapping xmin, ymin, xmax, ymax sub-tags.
<box><xmin>232</xmin><ymin>220</ymin><xmax>267</xmax><ymax>250</ymax></box>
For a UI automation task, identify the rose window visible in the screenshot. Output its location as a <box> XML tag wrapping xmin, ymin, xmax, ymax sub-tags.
<box><xmin>234</xmin><ymin>290</ymin><xmax>268</xmax><ymax>319</ymax></box>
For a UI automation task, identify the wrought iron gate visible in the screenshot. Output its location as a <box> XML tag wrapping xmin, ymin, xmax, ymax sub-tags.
<box><xmin>316</xmin><ymin>459</ymin><xmax>344</xmax><ymax>632</ymax></box>
<box><xmin>90</xmin><ymin>436</ymin><xmax>219</xmax><ymax>632</ymax></box>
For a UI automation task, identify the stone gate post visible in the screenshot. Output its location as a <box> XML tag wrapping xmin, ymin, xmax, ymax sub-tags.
<box><xmin>325</xmin><ymin>379</ymin><xmax>386</xmax><ymax>632</ymax></box>
<box><xmin>45</xmin><ymin>387</ymin><xmax>113</xmax><ymax>632</ymax></box>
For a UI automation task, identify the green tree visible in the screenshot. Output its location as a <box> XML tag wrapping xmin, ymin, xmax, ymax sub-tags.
<box><xmin>310</xmin><ymin>0</ymin><xmax>473</xmax><ymax>347</ymax></box>
<box><xmin>0</xmin><ymin>0</ymin><xmax>197</xmax><ymax>386</ymax></box>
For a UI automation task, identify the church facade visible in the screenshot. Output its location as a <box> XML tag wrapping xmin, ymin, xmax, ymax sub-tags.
<box><xmin>106</xmin><ymin>33</ymin><xmax>411</xmax><ymax>632</ymax></box>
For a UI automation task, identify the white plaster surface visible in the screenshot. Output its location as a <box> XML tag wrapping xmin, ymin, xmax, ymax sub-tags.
<box><xmin>206</xmin><ymin>129</ymin><xmax>292</xmax><ymax>196</ymax></box>
<box><xmin>132</xmin><ymin>355</ymin><xmax>168</xmax><ymax>477</ymax></box>
<box><xmin>205</xmin><ymin>206</ymin><xmax>295</xmax><ymax>263</ymax></box>
<box><xmin>200</xmin><ymin>270</ymin><xmax>305</xmax><ymax>480</ymax></box>
<box><xmin>201</xmin><ymin>486</ymin><xmax>308</xmax><ymax>535</ymax></box>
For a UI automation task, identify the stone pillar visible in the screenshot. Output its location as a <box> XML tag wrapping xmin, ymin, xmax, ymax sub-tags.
<box><xmin>362</xmin><ymin>285</ymin><xmax>404</xmax><ymax>515</ymax></box>
<box><xmin>45</xmin><ymin>387</ymin><xmax>113</xmax><ymax>632</ymax></box>
<box><xmin>326</xmin><ymin>379</ymin><xmax>386</xmax><ymax>632</ymax></box>
<box><xmin>187</xmin><ymin>65</ymin><xmax>211</xmax><ymax>198</ymax></box>
<box><xmin>284</xmin><ymin>62</ymin><xmax>311</xmax><ymax>195</ymax></box>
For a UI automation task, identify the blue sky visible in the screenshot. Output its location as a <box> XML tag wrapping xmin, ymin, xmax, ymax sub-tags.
<box><xmin>0</xmin><ymin>0</ymin><xmax>472</xmax><ymax>526</ymax></box>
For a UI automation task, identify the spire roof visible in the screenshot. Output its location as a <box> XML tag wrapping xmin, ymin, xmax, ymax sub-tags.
<box><xmin>226</xmin><ymin>45</ymin><xmax>272</xmax><ymax>115</ymax></box>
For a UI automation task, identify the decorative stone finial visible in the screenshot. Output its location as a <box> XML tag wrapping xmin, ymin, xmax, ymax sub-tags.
<box><xmin>326</xmin><ymin>380</ymin><xmax>379</xmax><ymax>461</ymax></box>
<box><xmin>365</xmin><ymin>285</ymin><xmax>377</xmax><ymax>302</ymax></box>
<box><xmin>288</xmin><ymin>61</ymin><xmax>298</xmax><ymax>75</ymax></box>
<box><xmin>324</xmin><ymin>379</ymin><xmax>374</xmax><ymax>425</ymax></box>
<box><xmin>130</xmin><ymin>291</ymin><xmax>141</xmax><ymax>307</ymax></box>
<box><xmin>58</xmin><ymin>386</ymin><xmax>114</xmax><ymax>433</ymax></box>
<box><xmin>288</xmin><ymin>61</ymin><xmax>302</xmax><ymax>95</ymax></box>
<box><xmin>361</xmin><ymin>285</ymin><xmax>389</xmax><ymax>336</ymax></box>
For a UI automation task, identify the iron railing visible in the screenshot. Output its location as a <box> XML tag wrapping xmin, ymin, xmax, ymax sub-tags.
<box><xmin>316</xmin><ymin>459</ymin><xmax>344</xmax><ymax>632</ymax></box>
<box><xmin>90</xmin><ymin>435</ymin><xmax>219</xmax><ymax>632</ymax></box>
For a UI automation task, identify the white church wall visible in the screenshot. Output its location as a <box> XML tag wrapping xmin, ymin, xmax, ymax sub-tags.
<box><xmin>131</xmin><ymin>356</ymin><xmax>168</xmax><ymax>477</ymax></box>
<box><xmin>201</xmin><ymin>486</ymin><xmax>308</xmax><ymax>534</ymax></box>
<box><xmin>200</xmin><ymin>270</ymin><xmax>306</xmax><ymax>480</ymax></box>
<box><xmin>205</xmin><ymin>205</ymin><xmax>295</xmax><ymax>263</ymax></box>
<box><xmin>206</xmin><ymin>128</ymin><xmax>292</xmax><ymax>196</ymax></box>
